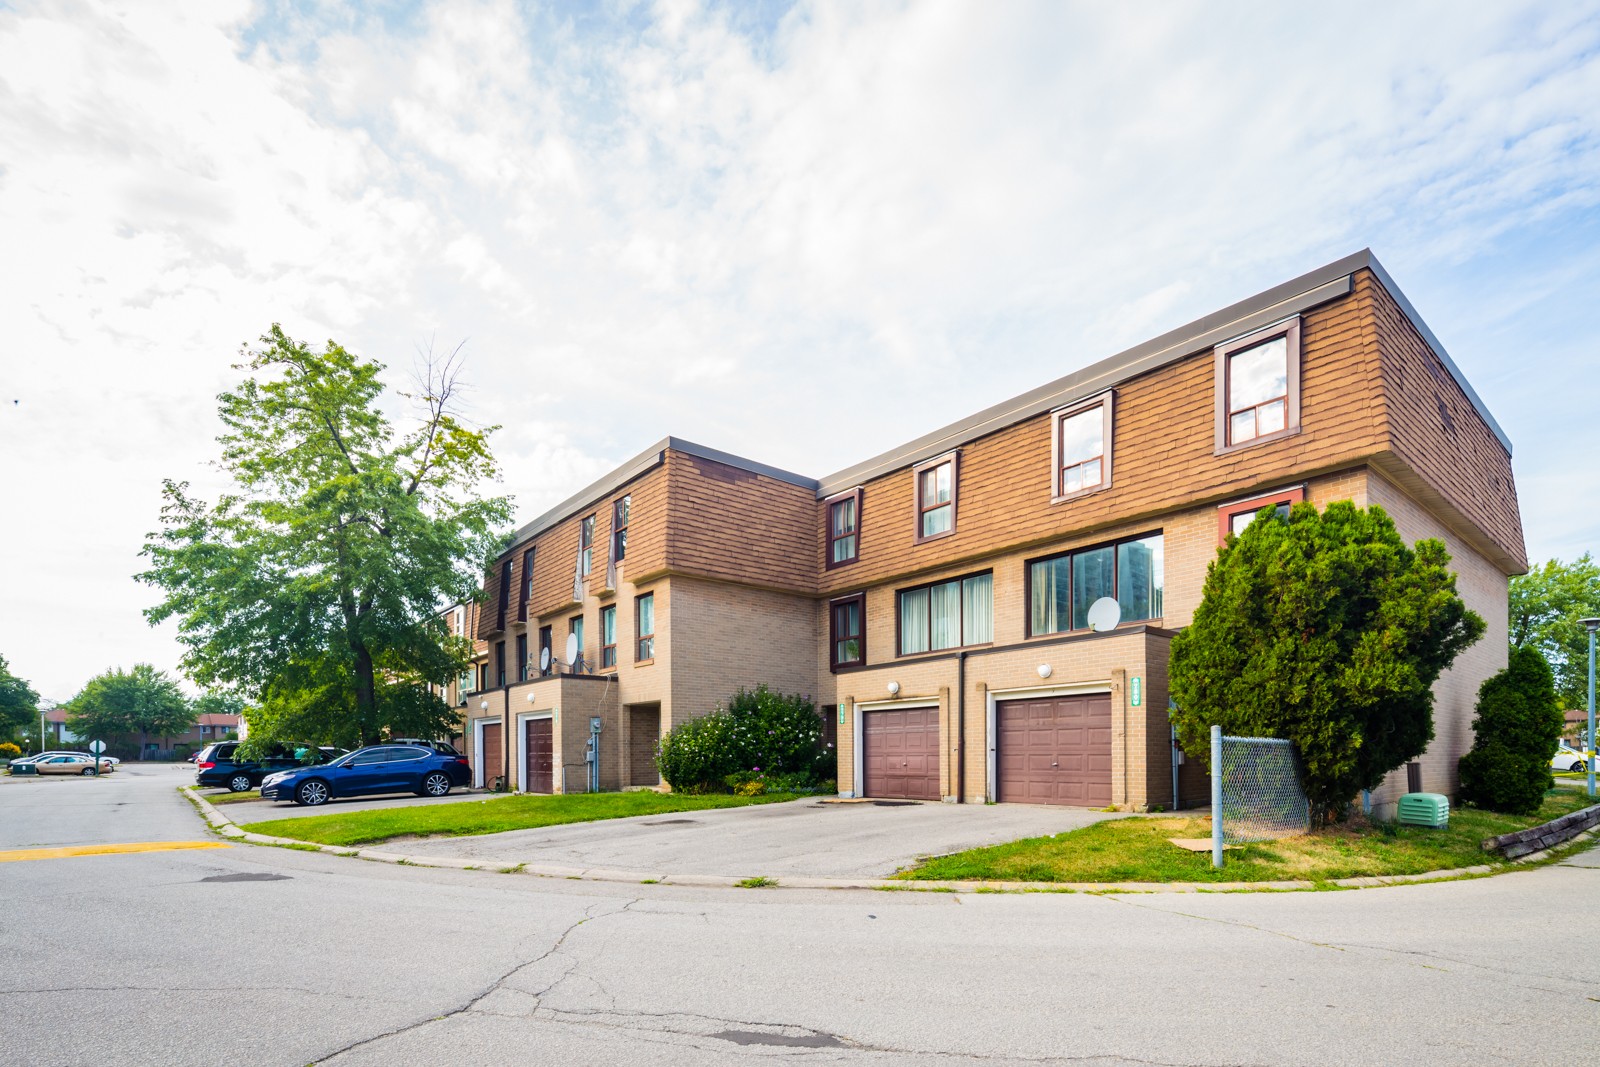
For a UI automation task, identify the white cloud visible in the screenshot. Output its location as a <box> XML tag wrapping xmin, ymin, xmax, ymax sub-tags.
<box><xmin>1</xmin><ymin>0</ymin><xmax>1597</xmax><ymax>697</ymax></box>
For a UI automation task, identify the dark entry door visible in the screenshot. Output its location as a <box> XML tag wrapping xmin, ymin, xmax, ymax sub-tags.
<box><xmin>995</xmin><ymin>694</ymin><xmax>1112</xmax><ymax>806</ymax></box>
<box><xmin>863</xmin><ymin>707</ymin><xmax>939</xmax><ymax>800</ymax></box>
<box><xmin>481</xmin><ymin>722</ymin><xmax>503</xmax><ymax>787</ymax></box>
<box><xmin>525</xmin><ymin>718</ymin><xmax>553</xmax><ymax>793</ymax></box>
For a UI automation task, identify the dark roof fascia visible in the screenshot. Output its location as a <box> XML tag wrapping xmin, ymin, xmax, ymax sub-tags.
<box><xmin>500</xmin><ymin>436</ymin><xmax>818</xmax><ymax>556</ymax></box>
<box><xmin>815</xmin><ymin>249</ymin><xmax>1509</xmax><ymax>498</ymax></box>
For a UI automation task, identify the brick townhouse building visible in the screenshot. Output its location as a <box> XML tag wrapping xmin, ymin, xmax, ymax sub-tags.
<box><xmin>453</xmin><ymin>250</ymin><xmax>1522</xmax><ymax>815</ymax></box>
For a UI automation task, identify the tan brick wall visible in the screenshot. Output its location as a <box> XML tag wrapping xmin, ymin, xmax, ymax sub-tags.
<box><xmin>667</xmin><ymin>576</ymin><xmax>819</xmax><ymax>729</ymax></box>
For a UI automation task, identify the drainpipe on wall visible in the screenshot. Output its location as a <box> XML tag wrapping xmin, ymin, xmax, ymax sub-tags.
<box><xmin>956</xmin><ymin>651</ymin><xmax>967</xmax><ymax>803</ymax></box>
<box><xmin>1112</xmin><ymin>669</ymin><xmax>1128</xmax><ymax>808</ymax></box>
<box><xmin>502</xmin><ymin>687</ymin><xmax>511</xmax><ymax>792</ymax></box>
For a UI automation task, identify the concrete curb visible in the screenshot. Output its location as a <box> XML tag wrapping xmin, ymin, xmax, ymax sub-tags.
<box><xmin>178</xmin><ymin>787</ymin><xmax>1595</xmax><ymax>895</ymax></box>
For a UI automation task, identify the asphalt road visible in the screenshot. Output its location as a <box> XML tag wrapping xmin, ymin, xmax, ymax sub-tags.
<box><xmin>3</xmin><ymin>765</ymin><xmax>1597</xmax><ymax>1066</ymax></box>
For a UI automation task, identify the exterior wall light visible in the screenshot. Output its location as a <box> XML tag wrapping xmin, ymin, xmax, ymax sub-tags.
<box><xmin>1038</xmin><ymin>664</ymin><xmax>1053</xmax><ymax>679</ymax></box>
<box><xmin>480</xmin><ymin>700</ymin><xmax>489</xmax><ymax>710</ymax></box>
<box><xmin>887</xmin><ymin>681</ymin><xmax>901</xmax><ymax>696</ymax></box>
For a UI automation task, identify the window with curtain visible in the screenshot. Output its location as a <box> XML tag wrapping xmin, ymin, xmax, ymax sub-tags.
<box><xmin>1029</xmin><ymin>533</ymin><xmax>1164</xmax><ymax>636</ymax></box>
<box><xmin>612</xmin><ymin>496</ymin><xmax>629</xmax><ymax>562</ymax></box>
<box><xmin>600</xmin><ymin>605</ymin><xmax>617</xmax><ymax>668</ymax></box>
<box><xmin>579</xmin><ymin>515</ymin><xmax>595</xmax><ymax>576</ymax></box>
<box><xmin>636</xmin><ymin>593</ymin><xmax>655</xmax><ymax>661</ymax></box>
<box><xmin>898</xmin><ymin>572</ymin><xmax>992</xmax><ymax>654</ymax></box>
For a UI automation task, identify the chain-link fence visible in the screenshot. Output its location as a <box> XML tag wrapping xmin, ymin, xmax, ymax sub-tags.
<box><xmin>1210</xmin><ymin>726</ymin><xmax>1310</xmax><ymax>867</ymax></box>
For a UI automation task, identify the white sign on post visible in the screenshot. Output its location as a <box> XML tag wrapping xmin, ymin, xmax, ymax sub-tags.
<box><xmin>89</xmin><ymin>740</ymin><xmax>106</xmax><ymax>754</ymax></box>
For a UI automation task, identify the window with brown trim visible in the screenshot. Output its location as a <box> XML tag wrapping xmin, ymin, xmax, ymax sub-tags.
<box><xmin>826</xmin><ymin>488</ymin><xmax>862</xmax><ymax>568</ymax></box>
<box><xmin>913</xmin><ymin>452</ymin><xmax>958</xmax><ymax>542</ymax></box>
<box><xmin>518</xmin><ymin>548</ymin><xmax>534</xmax><ymax>621</ymax></box>
<box><xmin>600</xmin><ymin>604</ymin><xmax>617</xmax><ymax>669</ymax></box>
<box><xmin>1052</xmin><ymin>392</ymin><xmax>1113</xmax><ymax>502</ymax></box>
<box><xmin>829</xmin><ymin>593</ymin><xmax>865</xmax><ymax>670</ymax></box>
<box><xmin>897</xmin><ymin>572</ymin><xmax>991</xmax><ymax>655</ymax></box>
<box><xmin>515</xmin><ymin>633</ymin><xmax>528</xmax><ymax>682</ymax></box>
<box><xmin>579</xmin><ymin>515</ymin><xmax>595</xmax><ymax>576</ymax></box>
<box><xmin>612</xmin><ymin>496</ymin><xmax>630</xmax><ymax>563</ymax></box>
<box><xmin>496</xmin><ymin>559</ymin><xmax>513</xmax><ymax>631</ymax></box>
<box><xmin>1028</xmin><ymin>533</ymin><xmax>1164</xmax><ymax>637</ymax></box>
<box><xmin>1216</xmin><ymin>318</ymin><xmax>1301</xmax><ymax>451</ymax></box>
<box><xmin>538</xmin><ymin>625</ymin><xmax>553</xmax><ymax>676</ymax></box>
<box><xmin>568</xmin><ymin>615</ymin><xmax>584</xmax><ymax>670</ymax></box>
<box><xmin>1217</xmin><ymin>486</ymin><xmax>1305</xmax><ymax>544</ymax></box>
<box><xmin>494</xmin><ymin>640</ymin><xmax>507</xmax><ymax>687</ymax></box>
<box><xmin>636</xmin><ymin>592</ymin><xmax>655</xmax><ymax>662</ymax></box>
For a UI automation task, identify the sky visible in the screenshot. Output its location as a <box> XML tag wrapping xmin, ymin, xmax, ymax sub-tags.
<box><xmin>2</xmin><ymin>0</ymin><xmax>1598</xmax><ymax>702</ymax></box>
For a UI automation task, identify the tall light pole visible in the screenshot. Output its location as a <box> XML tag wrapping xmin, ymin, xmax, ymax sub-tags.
<box><xmin>1583</xmin><ymin>617</ymin><xmax>1600</xmax><ymax>800</ymax></box>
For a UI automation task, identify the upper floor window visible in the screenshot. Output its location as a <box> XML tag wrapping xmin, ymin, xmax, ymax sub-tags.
<box><xmin>1029</xmin><ymin>533</ymin><xmax>1163</xmax><ymax>636</ymax></box>
<box><xmin>914</xmin><ymin>452</ymin><xmax>958</xmax><ymax>542</ymax></box>
<box><xmin>1217</xmin><ymin>486</ymin><xmax>1304</xmax><ymax>544</ymax></box>
<box><xmin>452</xmin><ymin>606</ymin><xmax>464</xmax><ymax>637</ymax></box>
<box><xmin>826</xmin><ymin>488</ymin><xmax>861</xmax><ymax>568</ymax></box>
<box><xmin>538</xmin><ymin>625</ymin><xmax>553</xmax><ymax>676</ymax></box>
<box><xmin>496</xmin><ymin>560</ymin><xmax>513</xmax><ymax>631</ymax></box>
<box><xmin>612</xmin><ymin>496</ymin><xmax>630</xmax><ymax>563</ymax></box>
<box><xmin>1052</xmin><ymin>392</ymin><xmax>1113</xmax><ymax>501</ymax></box>
<box><xmin>636</xmin><ymin>593</ymin><xmax>655</xmax><ymax>662</ymax></box>
<box><xmin>600</xmin><ymin>605</ymin><xmax>617</xmax><ymax>669</ymax></box>
<box><xmin>830</xmin><ymin>593</ymin><xmax>865</xmax><ymax>669</ymax></box>
<box><xmin>515</xmin><ymin>633</ymin><xmax>529</xmax><ymax>682</ymax></box>
<box><xmin>898</xmin><ymin>572</ymin><xmax>991</xmax><ymax>655</ymax></box>
<box><xmin>519</xmin><ymin>548</ymin><xmax>535</xmax><ymax>621</ymax></box>
<box><xmin>1216</xmin><ymin>318</ymin><xmax>1301</xmax><ymax>451</ymax></box>
<box><xmin>494</xmin><ymin>641</ymin><xmax>507</xmax><ymax>687</ymax></box>
<box><xmin>579</xmin><ymin>516</ymin><xmax>595</xmax><ymax>576</ymax></box>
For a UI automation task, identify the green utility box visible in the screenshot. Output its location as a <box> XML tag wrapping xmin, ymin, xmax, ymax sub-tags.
<box><xmin>1396</xmin><ymin>792</ymin><xmax>1449</xmax><ymax>829</ymax></box>
<box><xmin>9</xmin><ymin>761</ymin><xmax>38</xmax><ymax>776</ymax></box>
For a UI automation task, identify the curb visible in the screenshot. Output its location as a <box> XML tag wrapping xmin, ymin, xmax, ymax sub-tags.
<box><xmin>179</xmin><ymin>787</ymin><xmax>1596</xmax><ymax>895</ymax></box>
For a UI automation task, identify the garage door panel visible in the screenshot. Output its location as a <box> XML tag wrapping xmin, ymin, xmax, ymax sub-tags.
<box><xmin>996</xmin><ymin>694</ymin><xmax>1112</xmax><ymax>806</ymax></box>
<box><xmin>863</xmin><ymin>707</ymin><xmax>939</xmax><ymax>801</ymax></box>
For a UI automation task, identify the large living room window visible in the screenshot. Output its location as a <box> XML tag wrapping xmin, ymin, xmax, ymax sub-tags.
<box><xmin>1029</xmin><ymin>533</ymin><xmax>1164</xmax><ymax>636</ymax></box>
<box><xmin>826</xmin><ymin>488</ymin><xmax>861</xmax><ymax>568</ymax></box>
<box><xmin>914</xmin><ymin>452</ymin><xmax>958</xmax><ymax>542</ymax></box>
<box><xmin>1216</xmin><ymin>318</ymin><xmax>1301</xmax><ymax>451</ymax></box>
<box><xmin>1052</xmin><ymin>392</ymin><xmax>1113</xmax><ymax>502</ymax></box>
<box><xmin>898</xmin><ymin>572</ymin><xmax>991</xmax><ymax>655</ymax></box>
<box><xmin>830</xmin><ymin>593</ymin><xmax>866</xmax><ymax>670</ymax></box>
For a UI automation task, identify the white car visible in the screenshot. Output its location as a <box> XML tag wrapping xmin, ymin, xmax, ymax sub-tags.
<box><xmin>1552</xmin><ymin>746</ymin><xmax>1590</xmax><ymax>773</ymax></box>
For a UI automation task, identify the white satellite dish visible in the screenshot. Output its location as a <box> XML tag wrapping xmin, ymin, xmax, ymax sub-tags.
<box><xmin>564</xmin><ymin>632</ymin><xmax>579</xmax><ymax>666</ymax></box>
<box><xmin>1086</xmin><ymin>596</ymin><xmax>1122</xmax><ymax>633</ymax></box>
<box><xmin>539</xmin><ymin>646</ymin><xmax>551</xmax><ymax>672</ymax></box>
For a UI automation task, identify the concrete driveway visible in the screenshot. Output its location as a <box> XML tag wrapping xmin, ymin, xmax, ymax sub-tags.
<box><xmin>396</xmin><ymin>797</ymin><xmax>1125</xmax><ymax>878</ymax></box>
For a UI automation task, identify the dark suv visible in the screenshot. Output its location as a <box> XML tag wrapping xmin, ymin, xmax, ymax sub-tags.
<box><xmin>195</xmin><ymin>742</ymin><xmax>344</xmax><ymax>792</ymax></box>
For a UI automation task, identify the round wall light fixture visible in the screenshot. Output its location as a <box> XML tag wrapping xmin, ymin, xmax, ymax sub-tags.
<box><xmin>479</xmin><ymin>700</ymin><xmax>489</xmax><ymax>710</ymax></box>
<box><xmin>1037</xmin><ymin>664</ymin><xmax>1053</xmax><ymax>679</ymax></box>
<box><xmin>887</xmin><ymin>681</ymin><xmax>901</xmax><ymax>696</ymax></box>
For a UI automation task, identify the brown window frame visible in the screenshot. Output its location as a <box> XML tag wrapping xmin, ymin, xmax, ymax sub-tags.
<box><xmin>829</xmin><ymin>592</ymin><xmax>866</xmax><ymax>671</ymax></box>
<box><xmin>894</xmin><ymin>570</ymin><xmax>993</xmax><ymax>657</ymax></box>
<box><xmin>579</xmin><ymin>515</ymin><xmax>595</xmax><ymax>577</ymax></box>
<box><xmin>1214</xmin><ymin>317</ymin><xmax>1302</xmax><ymax>453</ymax></box>
<box><xmin>1216</xmin><ymin>485</ymin><xmax>1305</xmax><ymax>545</ymax></box>
<box><xmin>599</xmin><ymin>604</ymin><xmax>617</xmax><ymax>670</ymax></box>
<box><xmin>825</xmin><ymin>487</ymin><xmax>863</xmax><ymax>569</ymax></box>
<box><xmin>515</xmin><ymin>633</ymin><xmax>528</xmax><ymax>682</ymax></box>
<box><xmin>537</xmin><ymin>625</ymin><xmax>553</xmax><ymax>676</ymax></box>
<box><xmin>912</xmin><ymin>451</ymin><xmax>959</xmax><ymax>544</ymax></box>
<box><xmin>494</xmin><ymin>640</ymin><xmax>507</xmax><ymax>688</ymax></box>
<box><xmin>612</xmin><ymin>496</ymin><xmax>629</xmax><ymax>564</ymax></box>
<box><xmin>635</xmin><ymin>592</ymin><xmax>655</xmax><ymax>663</ymax></box>
<box><xmin>1024</xmin><ymin>531</ymin><xmax>1164</xmax><ymax>639</ymax></box>
<box><xmin>518</xmin><ymin>547</ymin><xmax>535</xmax><ymax>622</ymax></box>
<box><xmin>1050</xmin><ymin>391</ymin><xmax>1114</xmax><ymax>503</ymax></box>
<box><xmin>568</xmin><ymin>614</ymin><xmax>584</xmax><ymax>671</ymax></box>
<box><xmin>495</xmin><ymin>559</ymin><xmax>513</xmax><ymax>631</ymax></box>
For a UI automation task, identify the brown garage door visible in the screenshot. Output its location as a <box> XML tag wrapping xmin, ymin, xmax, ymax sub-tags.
<box><xmin>863</xmin><ymin>707</ymin><xmax>939</xmax><ymax>801</ymax></box>
<box><xmin>524</xmin><ymin>718</ymin><xmax>553</xmax><ymax>794</ymax></box>
<box><xmin>481</xmin><ymin>721</ymin><xmax>503</xmax><ymax>788</ymax></box>
<box><xmin>996</xmin><ymin>694</ymin><xmax>1112</xmax><ymax>806</ymax></box>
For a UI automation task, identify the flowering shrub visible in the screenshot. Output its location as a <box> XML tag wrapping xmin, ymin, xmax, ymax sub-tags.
<box><xmin>0</xmin><ymin>742</ymin><xmax>21</xmax><ymax>761</ymax></box>
<box><xmin>655</xmin><ymin>711</ymin><xmax>741</xmax><ymax>794</ymax></box>
<box><xmin>657</xmin><ymin>685</ymin><xmax>834</xmax><ymax>793</ymax></box>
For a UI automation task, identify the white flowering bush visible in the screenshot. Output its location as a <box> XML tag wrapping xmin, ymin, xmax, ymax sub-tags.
<box><xmin>656</xmin><ymin>685</ymin><xmax>831</xmax><ymax>792</ymax></box>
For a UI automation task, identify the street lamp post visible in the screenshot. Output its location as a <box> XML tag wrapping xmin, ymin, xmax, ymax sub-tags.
<box><xmin>1583</xmin><ymin>618</ymin><xmax>1600</xmax><ymax>800</ymax></box>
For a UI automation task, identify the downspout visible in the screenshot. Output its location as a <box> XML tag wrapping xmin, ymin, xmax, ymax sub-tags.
<box><xmin>956</xmin><ymin>651</ymin><xmax>967</xmax><ymax>803</ymax></box>
<box><xmin>502</xmin><ymin>685</ymin><xmax>511</xmax><ymax>792</ymax></box>
<box><xmin>1169</xmin><ymin>700</ymin><xmax>1180</xmax><ymax>812</ymax></box>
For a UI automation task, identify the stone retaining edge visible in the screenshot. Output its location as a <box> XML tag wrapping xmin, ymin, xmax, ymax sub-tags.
<box><xmin>179</xmin><ymin>787</ymin><xmax>1593</xmax><ymax>895</ymax></box>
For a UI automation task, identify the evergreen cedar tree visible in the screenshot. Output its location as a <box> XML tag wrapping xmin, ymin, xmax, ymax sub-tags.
<box><xmin>1457</xmin><ymin>646</ymin><xmax>1564</xmax><ymax>816</ymax></box>
<box><xmin>139</xmin><ymin>326</ymin><xmax>512</xmax><ymax>749</ymax></box>
<box><xmin>1169</xmin><ymin>500</ymin><xmax>1484</xmax><ymax>825</ymax></box>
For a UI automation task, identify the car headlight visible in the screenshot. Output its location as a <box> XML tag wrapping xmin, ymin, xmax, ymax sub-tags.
<box><xmin>261</xmin><ymin>772</ymin><xmax>287</xmax><ymax>787</ymax></box>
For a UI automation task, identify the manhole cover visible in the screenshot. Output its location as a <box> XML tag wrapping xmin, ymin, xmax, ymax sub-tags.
<box><xmin>200</xmin><ymin>872</ymin><xmax>292</xmax><ymax>883</ymax></box>
<box><xmin>643</xmin><ymin>819</ymin><xmax>699</xmax><ymax>826</ymax></box>
<box><xmin>711</xmin><ymin>1030</ymin><xmax>844</xmax><ymax>1049</ymax></box>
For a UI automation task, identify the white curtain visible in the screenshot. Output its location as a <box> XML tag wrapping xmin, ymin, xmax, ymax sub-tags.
<box><xmin>930</xmin><ymin>581</ymin><xmax>961</xmax><ymax>650</ymax></box>
<box><xmin>962</xmin><ymin>574</ymin><xmax>993</xmax><ymax>644</ymax></box>
<box><xmin>900</xmin><ymin>587</ymin><xmax>930</xmax><ymax>654</ymax></box>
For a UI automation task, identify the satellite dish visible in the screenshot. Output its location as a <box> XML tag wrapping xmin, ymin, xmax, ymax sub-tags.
<box><xmin>539</xmin><ymin>646</ymin><xmax>551</xmax><ymax>671</ymax></box>
<box><xmin>1086</xmin><ymin>596</ymin><xmax>1122</xmax><ymax>633</ymax></box>
<box><xmin>564</xmin><ymin>632</ymin><xmax>579</xmax><ymax>666</ymax></box>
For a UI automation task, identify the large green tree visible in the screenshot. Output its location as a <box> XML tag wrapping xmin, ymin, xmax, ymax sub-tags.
<box><xmin>140</xmin><ymin>327</ymin><xmax>510</xmax><ymax>748</ymax></box>
<box><xmin>66</xmin><ymin>664</ymin><xmax>195</xmax><ymax>757</ymax></box>
<box><xmin>1509</xmin><ymin>554</ymin><xmax>1600</xmax><ymax>713</ymax></box>
<box><xmin>1169</xmin><ymin>500</ymin><xmax>1484</xmax><ymax>824</ymax></box>
<box><xmin>0</xmin><ymin>653</ymin><xmax>40</xmax><ymax>741</ymax></box>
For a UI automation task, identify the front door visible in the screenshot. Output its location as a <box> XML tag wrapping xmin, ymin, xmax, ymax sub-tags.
<box><xmin>480</xmin><ymin>722</ymin><xmax>503</xmax><ymax>788</ymax></box>
<box><xmin>525</xmin><ymin>719</ymin><xmax>553</xmax><ymax>793</ymax></box>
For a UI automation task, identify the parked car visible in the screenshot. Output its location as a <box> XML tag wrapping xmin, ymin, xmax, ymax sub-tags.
<box><xmin>9</xmin><ymin>750</ymin><xmax>120</xmax><ymax>767</ymax></box>
<box><xmin>195</xmin><ymin>741</ymin><xmax>345</xmax><ymax>792</ymax></box>
<box><xmin>260</xmin><ymin>744</ymin><xmax>471</xmax><ymax>806</ymax></box>
<box><xmin>1552</xmin><ymin>745</ymin><xmax>1590</xmax><ymax>773</ymax></box>
<box><xmin>34</xmin><ymin>754</ymin><xmax>116</xmax><ymax>775</ymax></box>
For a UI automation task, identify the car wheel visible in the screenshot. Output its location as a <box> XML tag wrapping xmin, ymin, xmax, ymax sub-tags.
<box><xmin>1572</xmin><ymin>761</ymin><xmax>1587</xmax><ymax>774</ymax></box>
<box><xmin>421</xmin><ymin>772</ymin><xmax>451</xmax><ymax>798</ymax></box>
<box><xmin>81</xmin><ymin>767</ymin><xmax>95</xmax><ymax>776</ymax></box>
<box><xmin>228</xmin><ymin>774</ymin><xmax>253</xmax><ymax>793</ymax></box>
<box><xmin>296</xmin><ymin>780</ymin><xmax>330</xmax><ymax>806</ymax></box>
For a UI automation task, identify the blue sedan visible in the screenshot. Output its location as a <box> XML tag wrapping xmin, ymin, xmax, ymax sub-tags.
<box><xmin>260</xmin><ymin>744</ymin><xmax>471</xmax><ymax>806</ymax></box>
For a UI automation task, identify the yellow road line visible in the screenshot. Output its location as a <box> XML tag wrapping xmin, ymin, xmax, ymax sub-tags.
<box><xmin>0</xmin><ymin>841</ymin><xmax>230</xmax><ymax>863</ymax></box>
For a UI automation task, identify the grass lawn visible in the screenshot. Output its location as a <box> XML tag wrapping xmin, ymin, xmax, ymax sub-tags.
<box><xmin>245</xmin><ymin>791</ymin><xmax>806</xmax><ymax>847</ymax></box>
<box><xmin>898</xmin><ymin>790</ymin><xmax>1597</xmax><ymax>885</ymax></box>
<box><xmin>202</xmin><ymin>789</ymin><xmax>263</xmax><ymax>805</ymax></box>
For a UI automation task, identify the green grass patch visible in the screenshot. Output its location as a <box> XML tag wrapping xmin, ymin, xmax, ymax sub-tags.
<box><xmin>736</xmin><ymin>876</ymin><xmax>777</xmax><ymax>888</ymax></box>
<box><xmin>246</xmin><ymin>791</ymin><xmax>805</xmax><ymax>848</ymax></box>
<box><xmin>898</xmin><ymin>790</ymin><xmax>1595</xmax><ymax>884</ymax></box>
<box><xmin>204</xmin><ymin>790</ymin><xmax>263</xmax><ymax>805</ymax></box>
